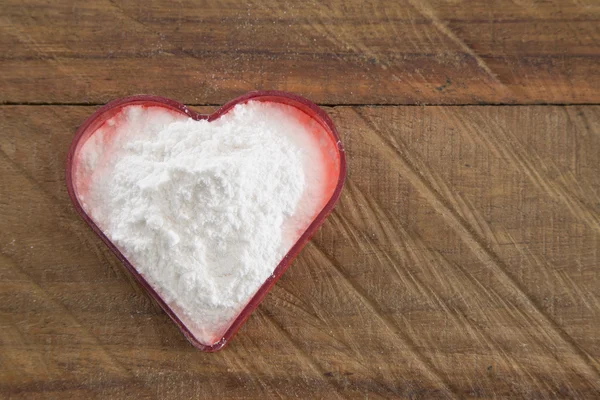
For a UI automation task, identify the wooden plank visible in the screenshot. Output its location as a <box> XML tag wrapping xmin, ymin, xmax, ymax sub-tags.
<box><xmin>1</xmin><ymin>0</ymin><xmax>599</xmax><ymax>105</ymax></box>
<box><xmin>1</xmin><ymin>105</ymin><xmax>599</xmax><ymax>398</ymax></box>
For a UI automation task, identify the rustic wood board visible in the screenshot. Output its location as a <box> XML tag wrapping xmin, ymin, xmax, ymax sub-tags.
<box><xmin>2</xmin><ymin>0</ymin><xmax>600</xmax><ymax>398</ymax></box>
<box><xmin>1</xmin><ymin>0</ymin><xmax>599</xmax><ymax>105</ymax></box>
<box><xmin>1</xmin><ymin>105</ymin><xmax>599</xmax><ymax>398</ymax></box>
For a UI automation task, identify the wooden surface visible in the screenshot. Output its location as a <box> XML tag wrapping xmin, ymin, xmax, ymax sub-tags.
<box><xmin>2</xmin><ymin>0</ymin><xmax>600</xmax><ymax>105</ymax></box>
<box><xmin>1</xmin><ymin>1</ymin><xmax>599</xmax><ymax>399</ymax></box>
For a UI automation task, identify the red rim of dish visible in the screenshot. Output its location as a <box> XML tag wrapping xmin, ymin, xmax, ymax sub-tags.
<box><xmin>65</xmin><ymin>91</ymin><xmax>346</xmax><ymax>352</ymax></box>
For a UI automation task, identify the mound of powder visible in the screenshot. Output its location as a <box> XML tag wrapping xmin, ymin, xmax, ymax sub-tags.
<box><xmin>75</xmin><ymin>101</ymin><xmax>327</xmax><ymax>345</ymax></box>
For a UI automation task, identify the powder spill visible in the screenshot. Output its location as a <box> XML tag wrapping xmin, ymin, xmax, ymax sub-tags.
<box><xmin>75</xmin><ymin>101</ymin><xmax>328</xmax><ymax>345</ymax></box>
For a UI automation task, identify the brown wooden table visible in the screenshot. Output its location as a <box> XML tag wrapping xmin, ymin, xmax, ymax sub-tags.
<box><xmin>1</xmin><ymin>1</ymin><xmax>599</xmax><ymax>398</ymax></box>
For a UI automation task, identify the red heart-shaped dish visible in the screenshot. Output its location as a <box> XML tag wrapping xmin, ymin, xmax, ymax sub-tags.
<box><xmin>65</xmin><ymin>91</ymin><xmax>346</xmax><ymax>352</ymax></box>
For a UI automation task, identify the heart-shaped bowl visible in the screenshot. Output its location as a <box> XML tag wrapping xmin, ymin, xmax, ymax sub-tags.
<box><xmin>65</xmin><ymin>91</ymin><xmax>346</xmax><ymax>352</ymax></box>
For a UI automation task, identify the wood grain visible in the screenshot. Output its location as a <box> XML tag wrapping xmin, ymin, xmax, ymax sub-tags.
<box><xmin>2</xmin><ymin>0</ymin><xmax>600</xmax><ymax>397</ymax></box>
<box><xmin>1</xmin><ymin>104</ymin><xmax>598</xmax><ymax>398</ymax></box>
<box><xmin>1</xmin><ymin>0</ymin><xmax>599</xmax><ymax>105</ymax></box>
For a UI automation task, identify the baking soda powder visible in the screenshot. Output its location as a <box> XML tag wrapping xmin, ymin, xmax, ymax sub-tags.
<box><xmin>75</xmin><ymin>101</ymin><xmax>327</xmax><ymax>344</ymax></box>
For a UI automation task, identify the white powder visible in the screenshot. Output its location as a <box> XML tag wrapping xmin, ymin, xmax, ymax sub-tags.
<box><xmin>74</xmin><ymin>101</ymin><xmax>328</xmax><ymax>345</ymax></box>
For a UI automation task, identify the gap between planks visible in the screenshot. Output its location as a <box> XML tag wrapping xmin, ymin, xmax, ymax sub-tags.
<box><xmin>2</xmin><ymin>102</ymin><xmax>600</xmax><ymax>107</ymax></box>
